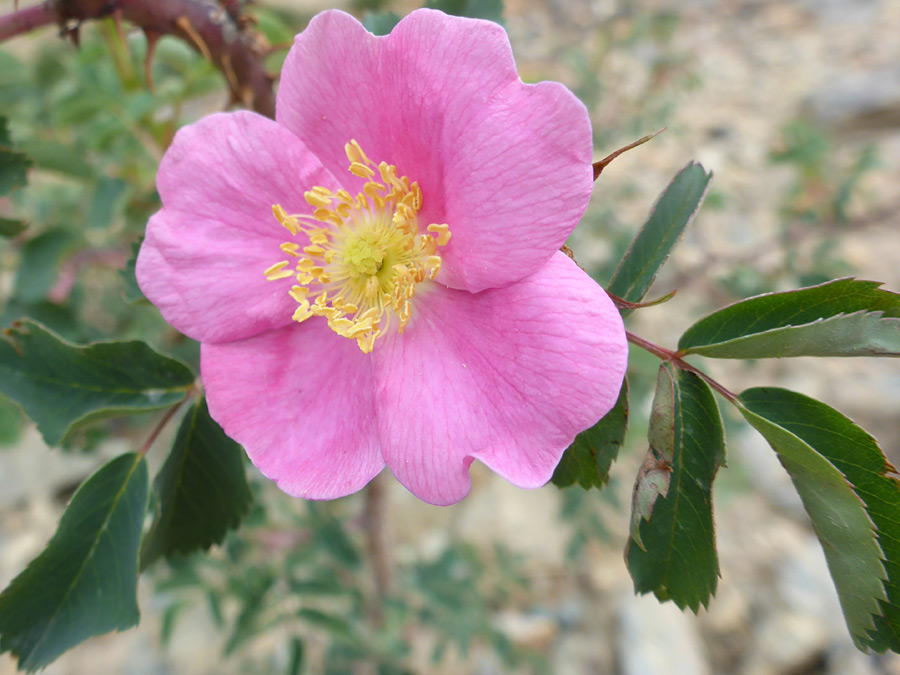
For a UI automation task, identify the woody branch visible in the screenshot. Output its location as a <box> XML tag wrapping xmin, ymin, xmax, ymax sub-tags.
<box><xmin>0</xmin><ymin>0</ymin><xmax>276</xmax><ymax>117</ymax></box>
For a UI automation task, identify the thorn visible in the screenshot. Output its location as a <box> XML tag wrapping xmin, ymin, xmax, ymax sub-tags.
<box><xmin>143</xmin><ymin>29</ymin><xmax>161</xmax><ymax>92</ymax></box>
<box><xmin>239</xmin><ymin>85</ymin><xmax>253</xmax><ymax>108</ymax></box>
<box><xmin>220</xmin><ymin>52</ymin><xmax>240</xmax><ymax>93</ymax></box>
<box><xmin>175</xmin><ymin>15</ymin><xmax>212</xmax><ymax>62</ymax></box>
<box><xmin>593</xmin><ymin>128</ymin><xmax>667</xmax><ymax>181</ymax></box>
<box><xmin>112</xmin><ymin>8</ymin><xmax>126</xmax><ymax>46</ymax></box>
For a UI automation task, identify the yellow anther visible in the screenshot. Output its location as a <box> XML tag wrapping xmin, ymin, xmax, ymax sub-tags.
<box><xmin>349</xmin><ymin>162</ymin><xmax>376</xmax><ymax>179</ymax></box>
<box><xmin>364</xmin><ymin>181</ymin><xmax>385</xmax><ymax>198</ymax></box>
<box><xmin>272</xmin><ymin>204</ymin><xmax>299</xmax><ymax>235</ymax></box>
<box><xmin>427</xmin><ymin>223</ymin><xmax>452</xmax><ymax>246</ymax></box>
<box><xmin>281</xmin><ymin>242</ymin><xmax>301</xmax><ymax>256</ymax></box>
<box><xmin>309</xmin><ymin>230</ymin><xmax>329</xmax><ymax>245</ymax></box>
<box><xmin>378</xmin><ymin>162</ymin><xmax>394</xmax><ymax>185</ymax></box>
<box><xmin>331</xmin><ymin>318</ymin><xmax>353</xmax><ymax>333</ymax></box>
<box><xmin>304</xmin><ymin>191</ymin><xmax>333</xmax><ymax>208</ymax></box>
<box><xmin>313</xmin><ymin>207</ymin><xmax>341</xmax><ymax>225</ymax></box>
<box><xmin>345</xmin><ymin>139</ymin><xmax>372</xmax><ymax>166</ymax></box>
<box><xmin>289</xmin><ymin>286</ymin><xmax>309</xmax><ymax>302</ymax></box>
<box><xmin>304</xmin><ymin>244</ymin><xmax>326</xmax><ymax>257</ymax></box>
<box><xmin>365</xmin><ymin>275</ymin><xmax>380</xmax><ymax>298</ymax></box>
<box><xmin>264</xmin><ymin>261</ymin><xmax>294</xmax><ymax>280</ymax></box>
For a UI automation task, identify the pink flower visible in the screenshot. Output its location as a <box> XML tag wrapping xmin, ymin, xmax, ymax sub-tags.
<box><xmin>136</xmin><ymin>9</ymin><xmax>627</xmax><ymax>505</ymax></box>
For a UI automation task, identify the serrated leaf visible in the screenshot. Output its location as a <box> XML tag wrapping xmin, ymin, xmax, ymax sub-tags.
<box><xmin>0</xmin><ymin>320</ymin><xmax>195</xmax><ymax>446</ymax></box>
<box><xmin>0</xmin><ymin>453</ymin><xmax>149</xmax><ymax>671</ymax></box>
<box><xmin>141</xmin><ymin>397</ymin><xmax>252</xmax><ymax>569</ymax></box>
<box><xmin>626</xmin><ymin>364</ymin><xmax>724</xmax><ymax>612</ymax></box>
<box><xmin>552</xmin><ymin>380</ymin><xmax>628</xmax><ymax>489</ymax></box>
<box><xmin>363</xmin><ymin>11</ymin><xmax>402</xmax><ymax>35</ymax></box>
<box><xmin>679</xmin><ymin>279</ymin><xmax>900</xmax><ymax>358</ymax></box>
<box><xmin>0</xmin><ymin>117</ymin><xmax>32</xmax><ymax>196</ymax></box>
<box><xmin>424</xmin><ymin>0</ymin><xmax>506</xmax><ymax>25</ymax></box>
<box><xmin>0</xmin><ymin>217</ymin><xmax>27</xmax><ymax>238</ymax></box>
<box><xmin>739</xmin><ymin>388</ymin><xmax>900</xmax><ymax>651</ymax></box>
<box><xmin>628</xmin><ymin>367</ymin><xmax>675</xmax><ymax>550</ymax></box>
<box><xmin>737</xmin><ymin>389</ymin><xmax>887</xmax><ymax>649</ymax></box>
<box><xmin>121</xmin><ymin>238</ymin><xmax>147</xmax><ymax>304</ymax></box>
<box><xmin>607</xmin><ymin>162</ymin><xmax>711</xmax><ymax>311</ymax></box>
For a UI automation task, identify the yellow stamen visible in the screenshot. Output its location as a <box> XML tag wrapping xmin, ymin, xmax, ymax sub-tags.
<box><xmin>264</xmin><ymin>140</ymin><xmax>452</xmax><ymax>353</ymax></box>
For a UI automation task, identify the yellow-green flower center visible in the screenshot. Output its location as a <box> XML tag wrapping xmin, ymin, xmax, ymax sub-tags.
<box><xmin>264</xmin><ymin>140</ymin><xmax>451</xmax><ymax>353</ymax></box>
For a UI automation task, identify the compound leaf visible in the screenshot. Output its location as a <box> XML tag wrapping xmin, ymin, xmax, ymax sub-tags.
<box><xmin>0</xmin><ymin>453</ymin><xmax>149</xmax><ymax>671</ymax></box>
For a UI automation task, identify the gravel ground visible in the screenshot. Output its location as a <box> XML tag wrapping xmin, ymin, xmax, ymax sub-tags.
<box><xmin>2</xmin><ymin>0</ymin><xmax>900</xmax><ymax>673</ymax></box>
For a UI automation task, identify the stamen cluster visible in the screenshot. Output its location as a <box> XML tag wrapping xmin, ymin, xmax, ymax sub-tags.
<box><xmin>265</xmin><ymin>140</ymin><xmax>451</xmax><ymax>353</ymax></box>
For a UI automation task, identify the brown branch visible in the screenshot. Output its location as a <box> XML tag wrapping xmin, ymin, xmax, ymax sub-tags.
<box><xmin>138</xmin><ymin>393</ymin><xmax>191</xmax><ymax>457</ymax></box>
<box><xmin>0</xmin><ymin>3</ymin><xmax>56</xmax><ymax>40</ymax></box>
<box><xmin>364</xmin><ymin>472</ymin><xmax>393</xmax><ymax>625</ymax></box>
<box><xmin>626</xmin><ymin>329</ymin><xmax>738</xmax><ymax>403</ymax></box>
<box><xmin>0</xmin><ymin>1</ymin><xmax>275</xmax><ymax>117</ymax></box>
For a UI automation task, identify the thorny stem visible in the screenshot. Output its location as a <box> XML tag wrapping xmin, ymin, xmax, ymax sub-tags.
<box><xmin>0</xmin><ymin>4</ymin><xmax>54</xmax><ymax>40</ymax></box>
<box><xmin>0</xmin><ymin>1</ymin><xmax>276</xmax><ymax>117</ymax></box>
<box><xmin>625</xmin><ymin>329</ymin><xmax>738</xmax><ymax>403</ymax></box>
<box><xmin>364</xmin><ymin>472</ymin><xmax>393</xmax><ymax>625</ymax></box>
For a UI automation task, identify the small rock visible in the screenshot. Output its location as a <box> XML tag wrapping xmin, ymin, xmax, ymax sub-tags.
<box><xmin>618</xmin><ymin>591</ymin><xmax>710</xmax><ymax>675</ymax></box>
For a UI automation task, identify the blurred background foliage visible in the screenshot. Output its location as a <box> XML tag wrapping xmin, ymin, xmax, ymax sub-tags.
<box><xmin>2</xmin><ymin>0</ymin><xmax>899</xmax><ymax>673</ymax></box>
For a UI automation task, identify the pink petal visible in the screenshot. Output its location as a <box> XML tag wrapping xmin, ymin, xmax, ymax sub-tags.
<box><xmin>202</xmin><ymin>320</ymin><xmax>384</xmax><ymax>500</ymax></box>
<box><xmin>137</xmin><ymin>111</ymin><xmax>338</xmax><ymax>343</ymax></box>
<box><xmin>372</xmin><ymin>252</ymin><xmax>627</xmax><ymax>505</ymax></box>
<box><xmin>276</xmin><ymin>9</ymin><xmax>593</xmax><ymax>293</ymax></box>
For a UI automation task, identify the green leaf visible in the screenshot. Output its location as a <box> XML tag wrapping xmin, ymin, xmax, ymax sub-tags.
<box><xmin>0</xmin><ymin>217</ymin><xmax>27</xmax><ymax>238</ymax></box>
<box><xmin>0</xmin><ymin>117</ymin><xmax>32</xmax><ymax>196</ymax></box>
<box><xmin>679</xmin><ymin>278</ymin><xmax>900</xmax><ymax>358</ymax></box>
<box><xmin>121</xmin><ymin>238</ymin><xmax>147</xmax><ymax>304</ymax></box>
<box><xmin>552</xmin><ymin>380</ymin><xmax>628</xmax><ymax>489</ymax></box>
<box><xmin>141</xmin><ymin>397</ymin><xmax>252</xmax><ymax>568</ymax></box>
<box><xmin>626</xmin><ymin>364</ymin><xmax>724</xmax><ymax>612</ymax></box>
<box><xmin>0</xmin><ymin>320</ymin><xmax>195</xmax><ymax>446</ymax></box>
<box><xmin>12</xmin><ymin>229</ymin><xmax>81</xmax><ymax>304</ymax></box>
<box><xmin>88</xmin><ymin>176</ymin><xmax>127</xmax><ymax>229</ymax></box>
<box><xmin>0</xmin><ymin>396</ymin><xmax>23</xmax><ymax>447</ymax></box>
<box><xmin>424</xmin><ymin>0</ymin><xmax>506</xmax><ymax>25</ymax></box>
<box><xmin>0</xmin><ymin>453</ymin><xmax>149</xmax><ymax>671</ymax></box>
<box><xmin>363</xmin><ymin>11</ymin><xmax>402</xmax><ymax>35</ymax></box>
<box><xmin>737</xmin><ymin>389</ymin><xmax>888</xmax><ymax>649</ymax></box>
<box><xmin>607</xmin><ymin>162</ymin><xmax>711</xmax><ymax>311</ymax></box>
<box><xmin>18</xmin><ymin>140</ymin><xmax>95</xmax><ymax>180</ymax></box>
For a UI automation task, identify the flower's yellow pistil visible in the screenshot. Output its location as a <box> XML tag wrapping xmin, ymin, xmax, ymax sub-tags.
<box><xmin>265</xmin><ymin>140</ymin><xmax>451</xmax><ymax>353</ymax></box>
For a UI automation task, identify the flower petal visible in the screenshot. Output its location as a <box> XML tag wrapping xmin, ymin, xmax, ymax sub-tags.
<box><xmin>277</xmin><ymin>9</ymin><xmax>593</xmax><ymax>293</ymax></box>
<box><xmin>202</xmin><ymin>320</ymin><xmax>384</xmax><ymax>500</ymax></box>
<box><xmin>372</xmin><ymin>252</ymin><xmax>627</xmax><ymax>505</ymax></box>
<box><xmin>137</xmin><ymin>111</ymin><xmax>339</xmax><ymax>343</ymax></box>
